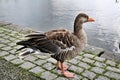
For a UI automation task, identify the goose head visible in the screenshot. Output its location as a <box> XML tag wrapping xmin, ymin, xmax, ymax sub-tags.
<box><xmin>74</xmin><ymin>13</ymin><xmax>95</xmax><ymax>35</ymax></box>
<box><xmin>74</xmin><ymin>13</ymin><xmax>95</xmax><ymax>28</ymax></box>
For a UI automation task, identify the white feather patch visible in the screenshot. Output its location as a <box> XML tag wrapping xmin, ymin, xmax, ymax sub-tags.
<box><xmin>60</xmin><ymin>46</ymin><xmax>75</xmax><ymax>52</ymax></box>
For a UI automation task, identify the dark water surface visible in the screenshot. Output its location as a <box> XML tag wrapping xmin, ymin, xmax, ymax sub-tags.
<box><xmin>0</xmin><ymin>0</ymin><xmax>120</xmax><ymax>53</ymax></box>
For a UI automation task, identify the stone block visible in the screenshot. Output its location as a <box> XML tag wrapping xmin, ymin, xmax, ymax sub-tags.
<box><xmin>36</xmin><ymin>55</ymin><xmax>49</xmax><ymax>59</ymax></box>
<box><xmin>95</xmin><ymin>76</ymin><xmax>110</xmax><ymax>80</ymax></box>
<box><xmin>11</xmin><ymin>58</ymin><xmax>24</xmax><ymax>64</ymax></box>
<box><xmin>78</xmin><ymin>62</ymin><xmax>90</xmax><ymax>69</ymax></box>
<box><xmin>105</xmin><ymin>71</ymin><xmax>120</xmax><ymax>79</ymax></box>
<box><xmin>34</xmin><ymin>59</ymin><xmax>46</xmax><ymax>65</ymax></box>
<box><xmin>24</xmin><ymin>55</ymin><xmax>37</xmax><ymax>61</ymax></box>
<box><xmin>69</xmin><ymin>65</ymin><xmax>83</xmax><ymax>73</ymax></box>
<box><xmin>94</xmin><ymin>56</ymin><xmax>106</xmax><ymax>62</ymax></box>
<box><xmin>29</xmin><ymin>66</ymin><xmax>45</xmax><ymax>74</ymax></box>
<box><xmin>8</xmin><ymin>43</ymin><xmax>16</xmax><ymax>47</ymax></box>
<box><xmin>46</xmin><ymin>58</ymin><xmax>57</xmax><ymax>64</ymax></box>
<box><xmin>41</xmin><ymin>71</ymin><xmax>57</xmax><ymax>80</ymax></box>
<box><xmin>4</xmin><ymin>54</ymin><xmax>16</xmax><ymax>61</ymax></box>
<box><xmin>94</xmin><ymin>61</ymin><xmax>106</xmax><ymax>68</ymax></box>
<box><xmin>0</xmin><ymin>44</ymin><xmax>6</xmax><ymax>48</ymax></box>
<box><xmin>91</xmin><ymin>67</ymin><xmax>104</xmax><ymax>74</ymax></box>
<box><xmin>82</xmin><ymin>71</ymin><xmax>96</xmax><ymax>79</ymax></box>
<box><xmin>43</xmin><ymin>63</ymin><xmax>55</xmax><ymax>70</ymax></box>
<box><xmin>83</xmin><ymin>54</ymin><xmax>95</xmax><ymax>58</ymax></box>
<box><xmin>75</xmin><ymin>56</ymin><xmax>83</xmax><ymax>60</ymax></box>
<box><xmin>106</xmin><ymin>66</ymin><xmax>120</xmax><ymax>73</ymax></box>
<box><xmin>20</xmin><ymin>62</ymin><xmax>36</xmax><ymax>69</ymax></box>
<box><xmin>68</xmin><ymin>59</ymin><xmax>79</xmax><ymax>65</ymax></box>
<box><xmin>82</xmin><ymin>58</ymin><xmax>95</xmax><ymax>64</ymax></box>
<box><xmin>0</xmin><ymin>51</ymin><xmax>9</xmax><ymax>57</ymax></box>
<box><xmin>106</xmin><ymin>60</ymin><xmax>116</xmax><ymax>66</ymax></box>
<box><xmin>9</xmin><ymin>49</ymin><xmax>16</xmax><ymax>54</ymax></box>
<box><xmin>1</xmin><ymin>46</ymin><xmax>12</xmax><ymax>51</ymax></box>
<box><xmin>56</xmin><ymin>77</ymin><xmax>69</xmax><ymax>80</ymax></box>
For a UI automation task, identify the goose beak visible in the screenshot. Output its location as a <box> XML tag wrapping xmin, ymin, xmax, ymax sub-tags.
<box><xmin>88</xmin><ymin>17</ymin><xmax>95</xmax><ymax>22</ymax></box>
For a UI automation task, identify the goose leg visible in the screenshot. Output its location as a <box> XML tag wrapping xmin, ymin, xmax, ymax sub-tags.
<box><xmin>56</xmin><ymin>61</ymin><xmax>69</xmax><ymax>70</ymax></box>
<box><xmin>61</xmin><ymin>62</ymin><xmax>74</xmax><ymax>78</ymax></box>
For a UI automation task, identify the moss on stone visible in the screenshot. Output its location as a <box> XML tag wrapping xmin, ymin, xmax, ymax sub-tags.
<box><xmin>0</xmin><ymin>57</ymin><xmax>43</xmax><ymax>80</ymax></box>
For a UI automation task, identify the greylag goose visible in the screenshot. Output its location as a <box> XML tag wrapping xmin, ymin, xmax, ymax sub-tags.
<box><xmin>16</xmin><ymin>13</ymin><xmax>94</xmax><ymax>78</ymax></box>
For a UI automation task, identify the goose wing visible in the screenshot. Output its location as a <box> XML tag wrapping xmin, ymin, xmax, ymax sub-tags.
<box><xmin>45</xmin><ymin>29</ymin><xmax>78</xmax><ymax>51</ymax></box>
<box><xmin>45</xmin><ymin>29</ymin><xmax>80</xmax><ymax>61</ymax></box>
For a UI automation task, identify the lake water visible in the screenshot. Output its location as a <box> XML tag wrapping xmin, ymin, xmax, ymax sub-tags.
<box><xmin>0</xmin><ymin>0</ymin><xmax>120</xmax><ymax>53</ymax></box>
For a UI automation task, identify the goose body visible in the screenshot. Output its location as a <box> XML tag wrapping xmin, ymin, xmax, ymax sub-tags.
<box><xmin>45</xmin><ymin>29</ymin><xmax>87</xmax><ymax>62</ymax></box>
<box><xmin>16</xmin><ymin>13</ymin><xmax>94</xmax><ymax>78</ymax></box>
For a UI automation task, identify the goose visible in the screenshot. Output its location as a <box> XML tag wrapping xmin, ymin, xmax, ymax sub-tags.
<box><xmin>16</xmin><ymin>13</ymin><xmax>94</xmax><ymax>78</ymax></box>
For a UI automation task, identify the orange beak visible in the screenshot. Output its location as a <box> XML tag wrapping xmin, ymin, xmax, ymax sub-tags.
<box><xmin>88</xmin><ymin>17</ymin><xmax>95</xmax><ymax>22</ymax></box>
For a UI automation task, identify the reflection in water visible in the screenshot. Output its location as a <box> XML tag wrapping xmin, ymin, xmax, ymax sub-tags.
<box><xmin>0</xmin><ymin>0</ymin><xmax>120</xmax><ymax>53</ymax></box>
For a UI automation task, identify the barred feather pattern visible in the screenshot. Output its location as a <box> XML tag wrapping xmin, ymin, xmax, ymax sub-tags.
<box><xmin>45</xmin><ymin>29</ymin><xmax>86</xmax><ymax>62</ymax></box>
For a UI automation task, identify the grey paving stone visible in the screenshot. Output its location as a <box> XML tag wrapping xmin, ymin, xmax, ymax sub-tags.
<box><xmin>43</xmin><ymin>63</ymin><xmax>55</xmax><ymax>70</ymax></box>
<box><xmin>9</xmin><ymin>37</ymin><xmax>17</xmax><ymax>41</ymax></box>
<box><xmin>24</xmin><ymin>55</ymin><xmax>37</xmax><ymax>61</ymax></box>
<box><xmin>34</xmin><ymin>59</ymin><xmax>46</xmax><ymax>65</ymax></box>
<box><xmin>41</xmin><ymin>71</ymin><xmax>57</xmax><ymax>80</ymax></box>
<box><xmin>80</xmin><ymin>52</ymin><xmax>84</xmax><ymax>55</ymax></box>
<box><xmin>29</xmin><ymin>66</ymin><xmax>45</xmax><ymax>74</ymax></box>
<box><xmin>0</xmin><ymin>34</ymin><xmax>6</xmax><ymax>37</ymax></box>
<box><xmin>83</xmin><ymin>54</ymin><xmax>95</xmax><ymax>58</ymax></box>
<box><xmin>82</xmin><ymin>71</ymin><xmax>96</xmax><ymax>79</ymax></box>
<box><xmin>46</xmin><ymin>58</ymin><xmax>57</xmax><ymax>64</ymax></box>
<box><xmin>9</xmin><ymin>49</ymin><xmax>16</xmax><ymax>54</ymax></box>
<box><xmin>94</xmin><ymin>61</ymin><xmax>106</xmax><ymax>68</ymax></box>
<box><xmin>1</xmin><ymin>39</ymin><xmax>10</xmax><ymax>43</ymax></box>
<box><xmin>94</xmin><ymin>56</ymin><xmax>106</xmax><ymax>62</ymax></box>
<box><xmin>0</xmin><ymin>51</ymin><xmax>9</xmax><ymax>57</ymax></box>
<box><xmin>91</xmin><ymin>67</ymin><xmax>104</xmax><ymax>74</ymax></box>
<box><xmin>9</xmin><ymin>33</ymin><xmax>16</xmax><ymax>36</ymax></box>
<box><xmin>82</xmin><ymin>78</ymin><xmax>89</xmax><ymax>80</ymax></box>
<box><xmin>3</xmin><ymin>35</ymin><xmax>10</xmax><ymax>39</ymax></box>
<box><xmin>36</xmin><ymin>55</ymin><xmax>49</xmax><ymax>59</ymax></box>
<box><xmin>106</xmin><ymin>60</ymin><xmax>116</xmax><ymax>66</ymax></box>
<box><xmin>68</xmin><ymin>58</ymin><xmax>79</xmax><ymax>65</ymax></box>
<box><xmin>95</xmin><ymin>76</ymin><xmax>110</xmax><ymax>80</ymax></box>
<box><xmin>0</xmin><ymin>30</ymin><xmax>4</xmax><ymax>33</ymax></box>
<box><xmin>74</xmin><ymin>56</ymin><xmax>83</xmax><ymax>60</ymax></box>
<box><xmin>118</xmin><ymin>64</ymin><xmax>120</xmax><ymax>68</ymax></box>
<box><xmin>20</xmin><ymin>62</ymin><xmax>36</xmax><ymax>69</ymax></box>
<box><xmin>105</xmin><ymin>71</ymin><xmax>120</xmax><ymax>79</ymax></box>
<box><xmin>11</xmin><ymin>58</ymin><xmax>24</xmax><ymax>64</ymax></box>
<box><xmin>8</xmin><ymin>42</ymin><xmax>16</xmax><ymax>47</ymax></box>
<box><xmin>70</xmin><ymin>74</ymin><xmax>83</xmax><ymax>80</ymax></box>
<box><xmin>78</xmin><ymin>62</ymin><xmax>90</xmax><ymax>69</ymax></box>
<box><xmin>4</xmin><ymin>54</ymin><xmax>16</xmax><ymax>61</ymax></box>
<box><xmin>82</xmin><ymin>58</ymin><xmax>95</xmax><ymax>63</ymax></box>
<box><xmin>56</xmin><ymin>77</ymin><xmax>69</xmax><ymax>80</ymax></box>
<box><xmin>0</xmin><ymin>44</ymin><xmax>6</xmax><ymax>48</ymax></box>
<box><xmin>1</xmin><ymin>46</ymin><xmax>12</xmax><ymax>51</ymax></box>
<box><xmin>69</xmin><ymin>65</ymin><xmax>83</xmax><ymax>73</ymax></box>
<box><xmin>106</xmin><ymin>66</ymin><xmax>120</xmax><ymax>73</ymax></box>
<box><xmin>52</xmin><ymin>69</ymin><xmax>61</xmax><ymax>75</ymax></box>
<box><xmin>5</xmin><ymin>29</ymin><xmax>13</xmax><ymax>33</ymax></box>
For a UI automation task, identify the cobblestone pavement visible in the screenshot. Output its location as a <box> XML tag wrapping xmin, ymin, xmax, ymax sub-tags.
<box><xmin>0</xmin><ymin>24</ymin><xmax>120</xmax><ymax>80</ymax></box>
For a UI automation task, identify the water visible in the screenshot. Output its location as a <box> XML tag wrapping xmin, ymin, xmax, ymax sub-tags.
<box><xmin>0</xmin><ymin>0</ymin><xmax>120</xmax><ymax>53</ymax></box>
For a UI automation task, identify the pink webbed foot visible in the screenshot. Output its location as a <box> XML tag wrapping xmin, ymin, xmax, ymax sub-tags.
<box><xmin>62</xmin><ymin>71</ymin><xmax>74</xmax><ymax>78</ymax></box>
<box><xmin>57</xmin><ymin>61</ymin><xmax>69</xmax><ymax>70</ymax></box>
